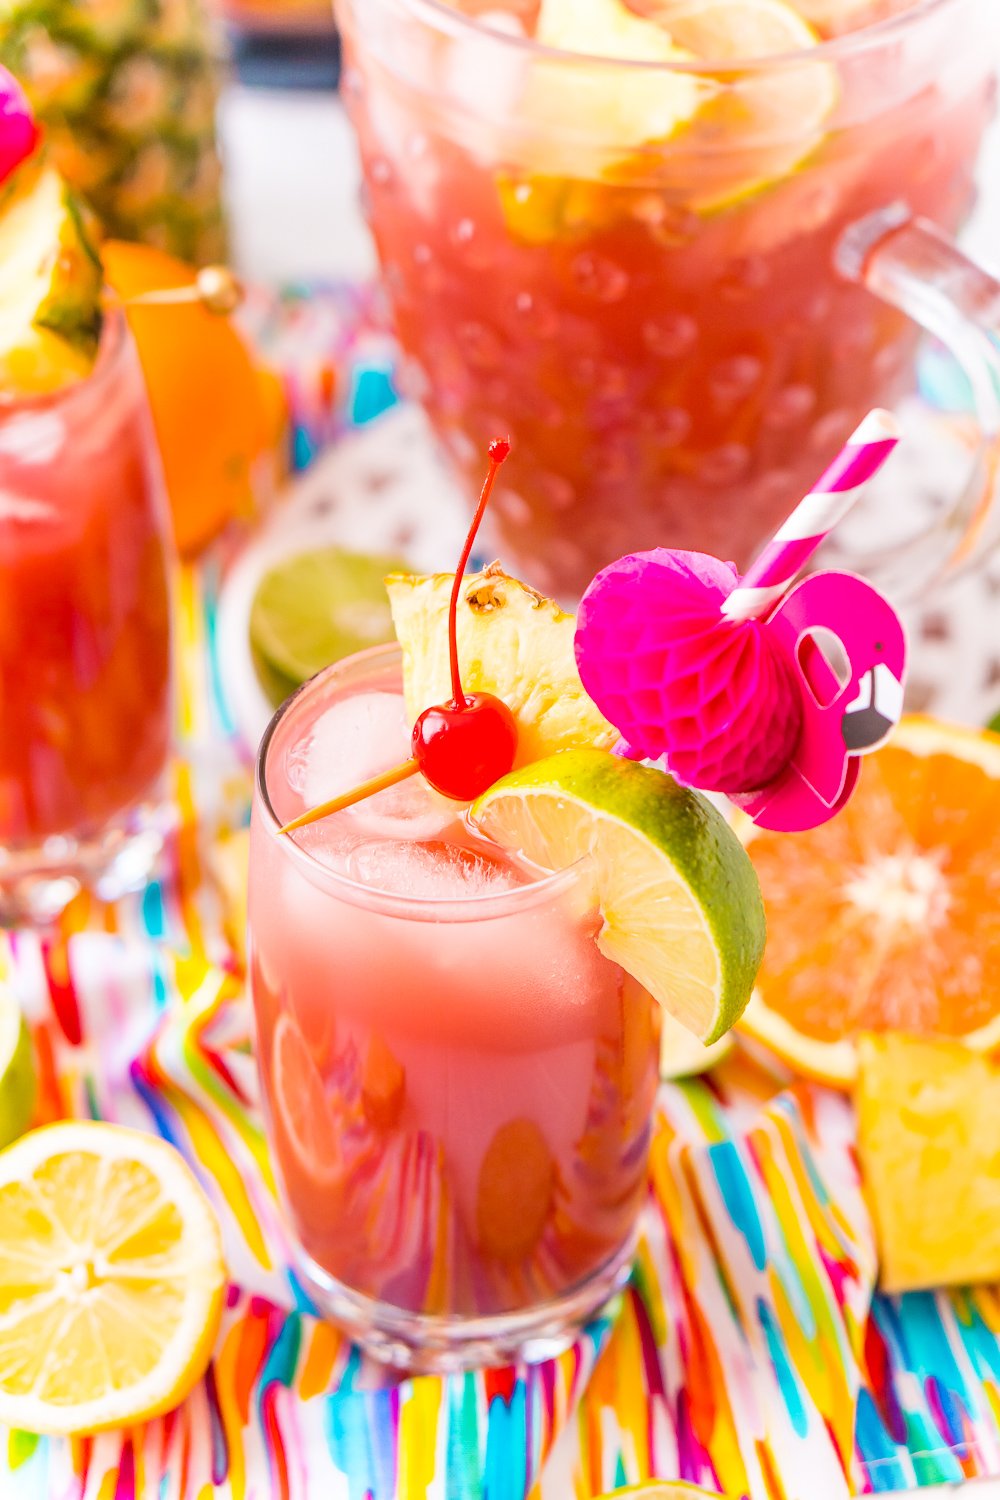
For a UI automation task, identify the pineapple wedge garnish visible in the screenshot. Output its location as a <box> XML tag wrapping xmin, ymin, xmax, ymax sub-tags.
<box><xmin>386</xmin><ymin>563</ymin><xmax>616</xmax><ymax>768</ymax></box>
<box><xmin>0</xmin><ymin>154</ymin><xmax>103</xmax><ymax>395</ymax></box>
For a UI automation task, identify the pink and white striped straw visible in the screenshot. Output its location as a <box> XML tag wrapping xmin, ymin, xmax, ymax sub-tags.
<box><xmin>721</xmin><ymin>408</ymin><xmax>900</xmax><ymax>623</ymax></box>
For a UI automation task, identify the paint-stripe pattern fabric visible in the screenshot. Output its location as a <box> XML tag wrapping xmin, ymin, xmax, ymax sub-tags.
<box><xmin>1</xmin><ymin>562</ymin><xmax>999</xmax><ymax>1500</ymax></box>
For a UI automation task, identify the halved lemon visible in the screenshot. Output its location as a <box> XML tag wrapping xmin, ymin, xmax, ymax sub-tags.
<box><xmin>529</xmin><ymin>0</ymin><xmax>703</xmax><ymax>172</ymax></box>
<box><xmin>0</xmin><ymin>1121</ymin><xmax>226</xmax><ymax>1435</ymax></box>
<box><xmin>659</xmin><ymin>0</ymin><xmax>839</xmax><ymax>211</ymax></box>
<box><xmin>504</xmin><ymin>0</ymin><xmax>837</xmax><ymax>230</ymax></box>
<box><xmin>472</xmin><ymin>750</ymin><xmax>765</xmax><ymax>1044</ymax></box>
<box><xmin>740</xmin><ymin>717</ymin><xmax>1000</xmax><ymax>1088</ymax></box>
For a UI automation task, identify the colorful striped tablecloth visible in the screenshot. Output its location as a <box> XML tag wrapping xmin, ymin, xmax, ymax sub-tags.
<box><xmin>1</xmin><ymin>554</ymin><xmax>1000</xmax><ymax>1500</ymax></box>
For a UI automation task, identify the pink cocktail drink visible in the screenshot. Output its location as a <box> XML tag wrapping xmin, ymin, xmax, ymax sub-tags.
<box><xmin>0</xmin><ymin>312</ymin><xmax>173</xmax><ymax>919</ymax></box>
<box><xmin>338</xmin><ymin>0</ymin><xmax>996</xmax><ymax>597</ymax></box>
<box><xmin>249</xmin><ymin>645</ymin><xmax>660</xmax><ymax>1363</ymax></box>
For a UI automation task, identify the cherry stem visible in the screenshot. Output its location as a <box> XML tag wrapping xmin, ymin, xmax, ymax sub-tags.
<box><xmin>447</xmin><ymin>438</ymin><xmax>511</xmax><ymax>706</ymax></box>
<box><xmin>279</xmin><ymin>758</ymin><xmax>419</xmax><ymax>836</ymax></box>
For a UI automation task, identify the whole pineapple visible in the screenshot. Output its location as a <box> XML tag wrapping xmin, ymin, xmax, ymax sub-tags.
<box><xmin>0</xmin><ymin>0</ymin><xmax>226</xmax><ymax>265</ymax></box>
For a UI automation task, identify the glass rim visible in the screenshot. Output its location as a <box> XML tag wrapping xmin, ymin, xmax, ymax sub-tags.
<box><xmin>340</xmin><ymin>0</ymin><xmax>959</xmax><ymax>72</ymax></box>
<box><xmin>255</xmin><ymin>643</ymin><xmax>591</xmax><ymax>921</ymax></box>
<box><xmin>0</xmin><ymin>303</ymin><xmax>127</xmax><ymax>416</ymax></box>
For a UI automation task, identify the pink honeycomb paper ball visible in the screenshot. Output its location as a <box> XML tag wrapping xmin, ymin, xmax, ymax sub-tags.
<box><xmin>0</xmin><ymin>67</ymin><xmax>39</xmax><ymax>189</ymax></box>
<box><xmin>576</xmin><ymin>549</ymin><xmax>803</xmax><ymax>794</ymax></box>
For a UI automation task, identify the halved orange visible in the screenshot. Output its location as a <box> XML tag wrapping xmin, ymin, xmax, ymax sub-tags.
<box><xmin>740</xmin><ymin>716</ymin><xmax>1000</xmax><ymax>1088</ymax></box>
<box><xmin>270</xmin><ymin>1015</ymin><xmax>343</xmax><ymax>1192</ymax></box>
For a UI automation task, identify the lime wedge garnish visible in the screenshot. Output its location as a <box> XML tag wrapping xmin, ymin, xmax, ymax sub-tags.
<box><xmin>472</xmin><ymin>750</ymin><xmax>765</xmax><ymax>1044</ymax></box>
<box><xmin>250</xmin><ymin>546</ymin><xmax>407</xmax><ymax>704</ymax></box>
<box><xmin>0</xmin><ymin>989</ymin><xmax>36</xmax><ymax>1149</ymax></box>
<box><xmin>659</xmin><ymin>1008</ymin><xmax>734</xmax><ymax>1079</ymax></box>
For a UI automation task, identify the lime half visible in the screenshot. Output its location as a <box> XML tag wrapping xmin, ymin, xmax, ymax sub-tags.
<box><xmin>250</xmin><ymin>547</ymin><xmax>407</xmax><ymax>705</ymax></box>
<box><xmin>472</xmin><ymin>750</ymin><xmax>765</xmax><ymax>1044</ymax></box>
<box><xmin>0</xmin><ymin>989</ymin><xmax>36</xmax><ymax>1149</ymax></box>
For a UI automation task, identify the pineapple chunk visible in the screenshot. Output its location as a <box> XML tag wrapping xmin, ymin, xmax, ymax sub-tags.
<box><xmin>856</xmin><ymin>1034</ymin><xmax>1000</xmax><ymax>1294</ymax></box>
<box><xmin>0</xmin><ymin>154</ymin><xmax>103</xmax><ymax>395</ymax></box>
<box><xmin>386</xmin><ymin>564</ymin><xmax>616</xmax><ymax>768</ymax></box>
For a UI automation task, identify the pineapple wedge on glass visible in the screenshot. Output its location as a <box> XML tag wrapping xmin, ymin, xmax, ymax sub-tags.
<box><xmin>0</xmin><ymin>0</ymin><xmax>226</xmax><ymax>265</ymax></box>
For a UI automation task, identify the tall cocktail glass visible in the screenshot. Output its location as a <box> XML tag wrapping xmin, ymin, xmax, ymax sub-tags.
<box><xmin>248</xmin><ymin>644</ymin><xmax>661</xmax><ymax>1369</ymax></box>
<box><xmin>0</xmin><ymin>311</ymin><xmax>174</xmax><ymax>922</ymax></box>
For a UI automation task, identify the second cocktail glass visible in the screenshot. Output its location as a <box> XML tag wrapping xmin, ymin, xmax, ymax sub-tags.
<box><xmin>0</xmin><ymin>310</ymin><xmax>174</xmax><ymax>923</ymax></box>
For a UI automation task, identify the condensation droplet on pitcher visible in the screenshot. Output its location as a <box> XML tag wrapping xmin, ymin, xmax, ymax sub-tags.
<box><xmin>494</xmin><ymin>487</ymin><xmax>532</xmax><ymax>527</ymax></box>
<box><xmin>512</xmin><ymin>290</ymin><xmax>558</xmax><ymax>340</ymax></box>
<box><xmin>709</xmin><ymin>355</ymin><xmax>763</xmax><ymax>407</ymax></box>
<box><xmin>832</xmin><ymin>319</ymin><xmax>876</xmax><ymax>363</ymax></box>
<box><xmin>537</xmin><ymin>471</ymin><xmax>576</xmax><ymax>510</ymax></box>
<box><xmin>697</xmin><ymin>443</ymin><xmax>752</xmax><ymax>486</ymax></box>
<box><xmin>412</xmin><ymin>242</ymin><xmax>445</xmax><ymax>294</ymax></box>
<box><xmin>444</xmin><ymin>427</ymin><xmax>478</xmax><ymax>467</ymax></box>
<box><xmin>569</xmin><ymin>252</ymin><xmax>629</xmax><ymax>304</ymax></box>
<box><xmin>532</xmin><ymin>391</ymin><xmax>566</xmax><ymax>430</ymax></box>
<box><xmin>642</xmin><ymin>314</ymin><xmax>698</xmax><ymax>360</ymax></box>
<box><xmin>545</xmin><ymin>537</ymin><xmax>586</xmax><ymax>583</ymax></box>
<box><xmin>648</xmin><ymin>405</ymin><xmax>691</xmax><ymax>448</ymax></box>
<box><xmin>718</xmin><ymin>255</ymin><xmax>770</xmax><ymax>302</ymax></box>
<box><xmin>809</xmin><ymin>408</ymin><xmax>854</xmax><ymax>453</ymax></box>
<box><xmin>395</xmin><ymin>358</ymin><xmax>429</xmax><ymax>403</ymax></box>
<box><xmin>873</xmin><ymin>343</ymin><xmax>905</xmax><ymax>382</ymax></box>
<box><xmin>594</xmin><ymin>441</ymin><xmax>637</xmax><ymax>485</ymax></box>
<box><xmin>456</xmin><ymin>321</ymin><xmax>503</xmax><ymax>371</ymax></box>
<box><xmin>370</xmin><ymin>156</ymin><xmax>394</xmax><ymax>190</ymax></box>
<box><xmin>632</xmin><ymin>198</ymin><xmax>698</xmax><ymax>249</ymax></box>
<box><xmin>449</xmin><ymin>217</ymin><xmax>495</xmax><ymax>270</ymax></box>
<box><xmin>763</xmin><ymin>383</ymin><xmax>817</xmax><ymax>429</ymax></box>
<box><xmin>756</xmin><ymin>466</ymin><xmax>795</xmax><ymax>506</ymax></box>
<box><xmin>571</xmin><ymin>359</ymin><xmax>629</xmax><ymax>399</ymax></box>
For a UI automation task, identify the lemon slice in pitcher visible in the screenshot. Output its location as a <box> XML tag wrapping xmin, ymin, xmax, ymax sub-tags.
<box><xmin>506</xmin><ymin>0</ymin><xmax>837</xmax><ymax>234</ymax></box>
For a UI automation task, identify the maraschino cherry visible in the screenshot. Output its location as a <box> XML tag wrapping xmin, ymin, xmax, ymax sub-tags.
<box><xmin>411</xmin><ymin>440</ymin><xmax>517</xmax><ymax>799</ymax></box>
<box><xmin>280</xmin><ymin>439</ymin><xmax>517</xmax><ymax>835</ymax></box>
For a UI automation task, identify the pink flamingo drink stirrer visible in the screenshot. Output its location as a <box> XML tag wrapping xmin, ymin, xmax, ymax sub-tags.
<box><xmin>575</xmin><ymin>410</ymin><xmax>906</xmax><ymax>834</ymax></box>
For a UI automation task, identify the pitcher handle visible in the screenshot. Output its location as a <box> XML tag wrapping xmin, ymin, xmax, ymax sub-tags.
<box><xmin>836</xmin><ymin>205</ymin><xmax>1000</xmax><ymax>595</ymax></box>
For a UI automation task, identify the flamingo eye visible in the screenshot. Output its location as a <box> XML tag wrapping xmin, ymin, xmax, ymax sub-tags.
<box><xmin>874</xmin><ymin>641</ymin><xmax>883</xmax><ymax>652</ymax></box>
